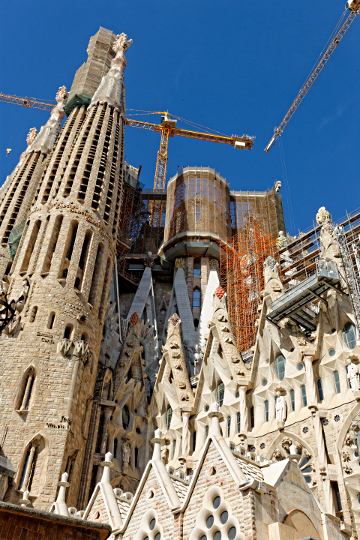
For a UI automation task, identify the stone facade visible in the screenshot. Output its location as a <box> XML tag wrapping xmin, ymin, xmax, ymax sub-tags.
<box><xmin>0</xmin><ymin>26</ymin><xmax>359</xmax><ymax>540</ymax></box>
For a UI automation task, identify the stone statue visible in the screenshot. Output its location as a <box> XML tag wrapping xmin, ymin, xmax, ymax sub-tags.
<box><xmin>122</xmin><ymin>441</ymin><xmax>131</xmax><ymax>472</ymax></box>
<box><xmin>346</xmin><ymin>358</ymin><xmax>360</xmax><ymax>391</ymax></box>
<box><xmin>276</xmin><ymin>231</ymin><xmax>288</xmax><ymax>250</ymax></box>
<box><xmin>316</xmin><ymin>207</ymin><xmax>341</xmax><ymax>261</ymax></box>
<box><xmin>275</xmin><ymin>391</ymin><xmax>287</xmax><ymax>422</ymax></box>
<box><xmin>263</xmin><ymin>257</ymin><xmax>283</xmax><ymax>300</ymax></box>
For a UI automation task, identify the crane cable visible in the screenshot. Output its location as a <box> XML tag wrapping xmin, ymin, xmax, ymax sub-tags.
<box><xmin>279</xmin><ymin>138</ymin><xmax>296</xmax><ymax>236</ymax></box>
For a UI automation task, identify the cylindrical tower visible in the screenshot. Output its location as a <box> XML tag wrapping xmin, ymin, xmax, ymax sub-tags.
<box><xmin>0</xmin><ymin>86</ymin><xmax>69</xmax><ymax>279</ymax></box>
<box><xmin>0</xmin><ymin>33</ymin><xmax>132</xmax><ymax>509</ymax></box>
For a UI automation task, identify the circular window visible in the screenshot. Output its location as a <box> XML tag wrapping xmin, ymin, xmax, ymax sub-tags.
<box><xmin>213</xmin><ymin>496</ymin><xmax>221</xmax><ymax>509</ymax></box>
<box><xmin>150</xmin><ymin>518</ymin><xmax>156</xmax><ymax>530</ymax></box>
<box><xmin>220</xmin><ymin>511</ymin><xmax>228</xmax><ymax>524</ymax></box>
<box><xmin>205</xmin><ymin>405</ymin><xmax>209</xmax><ymax>412</ymax></box>
<box><xmin>262</xmin><ymin>379</ymin><xmax>267</xmax><ymax>386</ymax></box>
<box><xmin>343</xmin><ymin>322</ymin><xmax>357</xmax><ymax>349</ymax></box>
<box><xmin>297</xmin><ymin>363</ymin><xmax>304</xmax><ymax>371</ymax></box>
<box><xmin>228</xmin><ymin>527</ymin><xmax>236</xmax><ymax>540</ymax></box>
<box><xmin>214</xmin><ymin>532</ymin><xmax>221</xmax><ymax>540</ymax></box>
<box><xmin>290</xmin><ymin>348</ymin><xmax>294</xmax><ymax>352</ymax></box>
<box><xmin>304</xmin><ymin>476</ymin><xmax>312</xmax><ymax>483</ymax></box>
<box><xmin>329</xmin><ymin>349</ymin><xmax>336</xmax><ymax>356</ymax></box>
<box><xmin>206</xmin><ymin>516</ymin><xmax>214</xmax><ymax>529</ymax></box>
<box><xmin>200</xmin><ymin>536</ymin><xmax>207</xmax><ymax>540</ymax></box>
<box><xmin>155</xmin><ymin>534</ymin><xmax>161</xmax><ymax>540</ymax></box>
<box><xmin>144</xmin><ymin>537</ymin><xmax>149</xmax><ymax>540</ymax></box>
<box><xmin>275</xmin><ymin>354</ymin><xmax>286</xmax><ymax>381</ymax></box>
<box><xmin>146</xmin><ymin>489</ymin><xmax>155</xmax><ymax>499</ymax></box>
<box><xmin>235</xmin><ymin>392</ymin><xmax>239</xmax><ymax>398</ymax></box>
<box><xmin>331</xmin><ymin>328</ymin><xmax>336</xmax><ymax>334</ymax></box>
<box><xmin>303</xmin><ymin>427</ymin><xmax>308</xmax><ymax>433</ymax></box>
<box><xmin>354</xmin><ymin>451</ymin><xmax>359</xmax><ymax>458</ymax></box>
<box><xmin>136</xmin><ymin>427</ymin><xmax>141</xmax><ymax>434</ymax></box>
<box><xmin>266</xmin><ymin>359</ymin><xmax>270</xmax><ymax>364</ymax></box>
<box><xmin>334</xmin><ymin>415</ymin><xmax>340</xmax><ymax>422</ymax></box>
<box><xmin>260</xmin><ymin>443</ymin><xmax>265</xmax><ymax>449</ymax></box>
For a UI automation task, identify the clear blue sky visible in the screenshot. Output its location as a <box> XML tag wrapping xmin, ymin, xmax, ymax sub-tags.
<box><xmin>1</xmin><ymin>1</ymin><xmax>359</xmax><ymax>236</ymax></box>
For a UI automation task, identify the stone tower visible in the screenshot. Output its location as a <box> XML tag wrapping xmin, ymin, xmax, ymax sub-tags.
<box><xmin>0</xmin><ymin>32</ymin><xmax>132</xmax><ymax>509</ymax></box>
<box><xmin>0</xmin><ymin>85</ymin><xmax>68</xmax><ymax>279</ymax></box>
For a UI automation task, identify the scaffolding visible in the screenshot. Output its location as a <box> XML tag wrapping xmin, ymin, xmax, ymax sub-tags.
<box><xmin>221</xmin><ymin>218</ymin><xmax>278</xmax><ymax>353</ymax></box>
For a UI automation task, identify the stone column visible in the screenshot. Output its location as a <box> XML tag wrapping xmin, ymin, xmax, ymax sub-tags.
<box><xmin>181</xmin><ymin>409</ymin><xmax>191</xmax><ymax>458</ymax></box>
<box><xmin>21</xmin><ymin>444</ymin><xmax>36</xmax><ymax>491</ymax></box>
<box><xmin>310</xmin><ymin>408</ymin><xmax>335</xmax><ymax>515</ymax></box>
<box><xmin>303</xmin><ymin>354</ymin><xmax>317</xmax><ymax>406</ymax></box>
<box><xmin>239</xmin><ymin>386</ymin><xmax>248</xmax><ymax>436</ymax></box>
<box><xmin>20</xmin><ymin>375</ymin><xmax>33</xmax><ymax>411</ymax></box>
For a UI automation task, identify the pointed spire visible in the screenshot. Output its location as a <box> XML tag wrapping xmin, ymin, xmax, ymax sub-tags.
<box><xmin>51</xmin><ymin>472</ymin><xmax>70</xmax><ymax>516</ymax></box>
<box><xmin>28</xmin><ymin>86</ymin><xmax>68</xmax><ymax>155</ymax></box>
<box><xmin>100</xmin><ymin>451</ymin><xmax>114</xmax><ymax>484</ymax></box>
<box><xmin>90</xmin><ymin>32</ymin><xmax>132</xmax><ymax>115</ymax></box>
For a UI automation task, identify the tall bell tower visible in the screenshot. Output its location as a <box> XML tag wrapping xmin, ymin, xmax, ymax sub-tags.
<box><xmin>0</xmin><ymin>32</ymin><xmax>132</xmax><ymax>509</ymax></box>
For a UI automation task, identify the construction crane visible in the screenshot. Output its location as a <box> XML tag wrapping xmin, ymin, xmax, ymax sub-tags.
<box><xmin>0</xmin><ymin>94</ymin><xmax>255</xmax><ymax>227</ymax></box>
<box><xmin>264</xmin><ymin>0</ymin><xmax>360</xmax><ymax>153</ymax></box>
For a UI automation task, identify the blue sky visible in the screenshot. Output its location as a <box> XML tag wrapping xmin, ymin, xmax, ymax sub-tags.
<box><xmin>1</xmin><ymin>1</ymin><xmax>359</xmax><ymax>236</ymax></box>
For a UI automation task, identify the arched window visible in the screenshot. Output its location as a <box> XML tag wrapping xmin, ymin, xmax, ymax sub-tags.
<box><xmin>227</xmin><ymin>417</ymin><xmax>231</xmax><ymax>437</ymax></box>
<box><xmin>122</xmin><ymin>405</ymin><xmax>130</xmax><ymax>430</ymax></box>
<box><xmin>16</xmin><ymin>367</ymin><xmax>35</xmax><ymax>412</ymax></box>
<box><xmin>48</xmin><ymin>312</ymin><xmax>56</xmax><ymax>329</ymax></box>
<box><xmin>205</xmin><ymin>425</ymin><xmax>209</xmax><ymax>438</ymax></box>
<box><xmin>264</xmin><ymin>400</ymin><xmax>269</xmax><ymax>422</ymax></box>
<box><xmin>317</xmin><ymin>378</ymin><xmax>324</xmax><ymax>401</ymax></box>
<box><xmin>165</xmin><ymin>407</ymin><xmax>172</xmax><ymax>430</ymax></box>
<box><xmin>301</xmin><ymin>385</ymin><xmax>307</xmax><ymax>407</ymax></box>
<box><xmin>193</xmin><ymin>288</ymin><xmax>201</xmax><ymax>309</ymax></box>
<box><xmin>216</xmin><ymin>382</ymin><xmax>224</xmax><ymax>407</ymax></box>
<box><xmin>333</xmin><ymin>371</ymin><xmax>341</xmax><ymax>394</ymax></box>
<box><xmin>343</xmin><ymin>322</ymin><xmax>357</xmax><ymax>349</ymax></box>
<box><xmin>275</xmin><ymin>354</ymin><xmax>286</xmax><ymax>381</ymax></box>
<box><xmin>172</xmin><ymin>439</ymin><xmax>176</xmax><ymax>458</ymax></box>
<box><xmin>290</xmin><ymin>390</ymin><xmax>295</xmax><ymax>411</ymax></box>
<box><xmin>64</xmin><ymin>325</ymin><xmax>73</xmax><ymax>339</ymax></box>
<box><xmin>18</xmin><ymin>436</ymin><xmax>46</xmax><ymax>494</ymax></box>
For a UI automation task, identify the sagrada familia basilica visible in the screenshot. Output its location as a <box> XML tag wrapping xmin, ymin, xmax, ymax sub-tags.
<box><xmin>0</xmin><ymin>27</ymin><xmax>359</xmax><ymax>540</ymax></box>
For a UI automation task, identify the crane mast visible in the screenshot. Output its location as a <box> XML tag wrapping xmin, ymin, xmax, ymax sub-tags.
<box><xmin>264</xmin><ymin>2</ymin><xmax>360</xmax><ymax>153</ymax></box>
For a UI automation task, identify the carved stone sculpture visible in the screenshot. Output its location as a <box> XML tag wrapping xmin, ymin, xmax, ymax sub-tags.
<box><xmin>122</xmin><ymin>441</ymin><xmax>131</xmax><ymax>473</ymax></box>
<box><xmin>90</xmin><ymin>33</ymin><xmax>132</xmax><ymax>113</ymax></box>
<box><xmin>263</xmin><ymin>257</ymin><xmax>283</xmax><ymax>300</ymax></box>
<box><xmin>281</xmin><ymin>437</ymin><xmax>292</xmax><ymax>453</ymax></box>
<box><xmin>276</xmin><ymin>392</ymin><xmax>287</xmax><ymax>422</ymax></box>
<box><xmin>57</xmin><ymin>338</ymin><xmax>72</xmax><ymax>357</ymax></box>
<box><xmin>346</xmin><ymin>358</ymin><xmax>360</xmax><ymax>391</ymax></box>
<box><xmin>28</xmin><ymin>87</ymin><xmax>68</xmax><ymax>155</ymax></box>
<box><xmin>73</xmin><ymin>340</ymin><xmax>90</xmax><ymax>362</ymax></box>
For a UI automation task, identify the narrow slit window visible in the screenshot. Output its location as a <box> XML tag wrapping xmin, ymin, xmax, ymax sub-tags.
<box><xmin>193</xmin><ymin>288</ymin><xmax>201</xmax><ymax>309</ymax></box>
<box><xmin>317</xmin><ymin>378</ymin><xmax>324</xmax><ymax>401</ymax></box>
<box><xmin>290</xmin><ymin>389</ymin><xmax>295</xmax><ymax>411</ymax></box>
<box><xmin>250</xmin><ymin>406</ymin><xmax>254</xmax><ymax>429</ymax></box>
<box><xmin>88</xmin><ymin>243</ymin><xmax>104</xmax><ymax>306</ymax></box>
<box><xmin>333</xmin><ymin>371</ymin><xmax>341</xmax><ymax>394</ymax></box>
<box><xmin>265</xmin><ymin>400</ymin><xmax>269</xmax><ymax>422</ymax></box>
<box><xmin>227</xmin><ymin>416</ymin><xmax>231</xmax><ymax>437</ymax></box>
<box><xmin>236</xmin><ymin>412</ymin><xmax>241</xmax><ymax>433</ymax></box>
<box><xmin>301</xmin><ymin>385</ymin><xmax>307</xmax><ymax>407</ymax></box>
